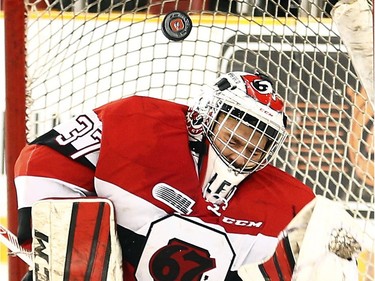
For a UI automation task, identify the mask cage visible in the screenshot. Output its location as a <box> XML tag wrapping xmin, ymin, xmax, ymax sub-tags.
<box><xmin>203</xmin><ymin>99</ymin><xmax>287</xmax><ymax>174</ymax></box>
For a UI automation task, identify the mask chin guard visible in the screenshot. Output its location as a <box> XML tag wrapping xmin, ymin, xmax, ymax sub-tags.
<box><xmin>202</xmin><ymin>146</ymin><xmax>247</xmax><ymax>215</ymax></box>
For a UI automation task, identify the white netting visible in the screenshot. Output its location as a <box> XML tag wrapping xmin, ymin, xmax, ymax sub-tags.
<box><xmin>22</xmin><ymin>0</ymin><xmax>374</xmax><ymax>279</ymax></box>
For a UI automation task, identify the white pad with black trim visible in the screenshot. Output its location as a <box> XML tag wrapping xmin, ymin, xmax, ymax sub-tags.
<box><xmin>32</xmin><ymin>198</ymin><xmax>123</xmax><ymax>280</ymax></box>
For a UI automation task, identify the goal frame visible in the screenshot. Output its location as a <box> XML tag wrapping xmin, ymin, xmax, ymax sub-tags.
<box><xmin>3</xmin><ymin>0</ymin><xmax>374</xmax><ymax>280</ymax></box>
<box><xmin>4</xmin><ymin>0</ymin><xmax>28</xmax><ymax>279</ymax></box>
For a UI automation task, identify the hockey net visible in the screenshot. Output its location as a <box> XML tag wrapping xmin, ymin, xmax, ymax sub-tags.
<box><xmin>4</xmin><ymin>0</ymin><xmax>374</xmax><ymax>280</ymax></box>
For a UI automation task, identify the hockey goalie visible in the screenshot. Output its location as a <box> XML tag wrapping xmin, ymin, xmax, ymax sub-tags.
<box><xmin>11</xmin><ymin>71</ymin><xmax>362</xmax><ymax>280</ymax></box>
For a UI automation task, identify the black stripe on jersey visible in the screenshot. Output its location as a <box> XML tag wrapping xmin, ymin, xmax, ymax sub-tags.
<box><xmin>63</xmin><ymin>202</ymin><xmax>79</xmax><ymax>281</ymax></box>
<box><xmin>117</xmin><ymin>225</ymin><xmax>147</xmax><ymax>267</ymax></box>
<box><xmin>224</xmin><ymin>270</ymin><xmax>243</xmax><ymax>281</ymax></box>
<box><xmin>189</xmin><ymin>138</ymin><xmax>207</xmax><ymax>174</ymax></box>
<box><xmin>31</xmin><ymin>129</ymin><xmax>96</xmax><ymax>170</ymax></box>
<box><xmin>84</xmin><ymin>202</ymin><xmax>105</xmax><ymax>281</ymax></box>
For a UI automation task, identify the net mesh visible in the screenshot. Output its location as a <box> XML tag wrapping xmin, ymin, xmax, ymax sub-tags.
<box><xmin>22</xmin><ymin>0</ymin><xmax>374</xmax><ymax>279</ymax></box>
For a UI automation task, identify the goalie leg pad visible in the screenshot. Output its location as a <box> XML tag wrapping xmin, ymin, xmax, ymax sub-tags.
<box><xmin>258</xmin><ymin>236</ymin><xmax>295</xmax><ymax>281</ymax></box>
<box><xmin>32</xmin><ymin>198</ymin><xmax>123</xmax><ymax>281</ymax></box>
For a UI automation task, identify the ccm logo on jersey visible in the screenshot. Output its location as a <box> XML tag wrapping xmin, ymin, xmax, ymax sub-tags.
<box><xmin>222</xmin><ymin>216</ymin><xmax>263</xmax><ymax>228</ymax></box>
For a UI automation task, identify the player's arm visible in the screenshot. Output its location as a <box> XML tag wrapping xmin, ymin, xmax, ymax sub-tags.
<box><xmin>15</xmin><ymin>110</ymin><xmax>103</xmax><ymax>204</ymax></box>
<box><xmin>14</xmin><ymin>110</ymin><xmax>102</xmax><ymax>246</ymax></box>
<box><xmin>15</xmin><ymin>145</ymin><xmax>97</xmax><ymax>209</ymax></box>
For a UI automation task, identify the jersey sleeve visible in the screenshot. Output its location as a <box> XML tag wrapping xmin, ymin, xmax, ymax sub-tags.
<box><xmin>291</xmin><ymin>181</ymin><xmax>315</xmax><ymax>215</ymax></box>
<box><xmin>14</xmin><ymin>110</ymin><xmax>102</xmax><ymax>209</ymax></box>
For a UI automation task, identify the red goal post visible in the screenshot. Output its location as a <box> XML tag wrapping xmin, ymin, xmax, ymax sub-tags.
<box><xmin>4</xmin><ymin>0</ymin><xmax>28</xmax><ymax>279</ymax></box>
<box><xmin>4</xmin><ymin>0</ymin><xmax>374</xmax><ymax>280</ymax></box>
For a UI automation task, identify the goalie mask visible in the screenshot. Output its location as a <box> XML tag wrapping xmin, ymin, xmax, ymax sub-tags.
<box><xmin>190</xmin><ymin>71</ymin><xmax>288</xmax><ymax>209</ymax></box>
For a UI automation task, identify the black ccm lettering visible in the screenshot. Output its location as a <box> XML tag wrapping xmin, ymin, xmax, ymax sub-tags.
<box><xmin>34</xmin><ymin>229</ymin><xmax>50</xmax><ymax>281</ymax></box>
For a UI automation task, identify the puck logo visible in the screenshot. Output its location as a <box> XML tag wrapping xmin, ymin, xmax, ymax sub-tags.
<box><xmin>161</xmin><ymin>10</ymin><xmax>193</xmax><ymax>41</ymax></box>
<box><xmin>169</xmin><ymin>18</ymin><xmax>185</xmax><ymax>32</ymax></box>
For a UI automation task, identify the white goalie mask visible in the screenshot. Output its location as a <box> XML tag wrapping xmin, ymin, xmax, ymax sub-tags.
<box><xmin>192</xmin><ymin>71</ymin><xmax>288</xmax><ymax>209</ymax></box>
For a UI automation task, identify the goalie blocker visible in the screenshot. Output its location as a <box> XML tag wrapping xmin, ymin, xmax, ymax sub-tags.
<box><xmin>31</xmin><ymin>198</ymin><xmax>123</xmax><ymax>280</ymax></box>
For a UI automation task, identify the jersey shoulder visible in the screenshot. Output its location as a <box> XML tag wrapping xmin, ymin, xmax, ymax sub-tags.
<box><xmin>240</xmin><ymin>165</ymin><xmax>315</xmax><ymax>212</ymax></box>
<box><xmin>260</xmin><ymin>165</ymin><xmax>313</xmax><ymax>193</ymax></box>
<box><xmin>94</xmin><ymin>96</ymin><xmax>189</xmax><ymax>120</ymax></box>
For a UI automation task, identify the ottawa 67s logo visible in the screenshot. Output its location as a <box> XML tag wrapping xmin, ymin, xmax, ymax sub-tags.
<box><xmin>149</xmin><ymin>238</ymin><xmax>216</xmax><ymax>281</ymax></box>
<box><xmin>136</xmin><ymin>215</ymin><xmax>235</xmax><ymax>281</ymax></box>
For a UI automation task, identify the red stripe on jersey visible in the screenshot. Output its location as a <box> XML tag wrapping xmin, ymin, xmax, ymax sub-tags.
<box><xmin>63</xmin><ymin>201</ymin><xmax>111</xmax><ymax>280</ymax></box>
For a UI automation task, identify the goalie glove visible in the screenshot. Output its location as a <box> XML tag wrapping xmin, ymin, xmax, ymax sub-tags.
<box><xmin>238</xmin><ymin>196</ymin><xmax>364</xmax><ymax>281</ymax></box>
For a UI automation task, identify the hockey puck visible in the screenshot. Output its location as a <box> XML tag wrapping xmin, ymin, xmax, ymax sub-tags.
<box><xmin>161</xmin><ymin>10</ymin><xmax>192</xmax><ymax>41</ymax></box>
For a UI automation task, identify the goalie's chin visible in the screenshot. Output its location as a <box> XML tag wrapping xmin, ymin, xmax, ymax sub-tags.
<box><xmin>202</xmin><ymin>146</ymin><xmax>247</xmax><ymax>212</ymax></box>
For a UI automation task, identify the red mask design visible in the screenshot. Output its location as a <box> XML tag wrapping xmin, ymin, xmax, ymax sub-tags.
<box><xmin>242</xmin><ymin>74</ymin><xmax>284</xmax><ymax>112</ymax></box>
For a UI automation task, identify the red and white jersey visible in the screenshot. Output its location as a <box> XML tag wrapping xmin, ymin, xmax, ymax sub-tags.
<box><xmin>15</xmin><ymin>96</ymin><xmax>315</xmax><ymax>281</ymax></box>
